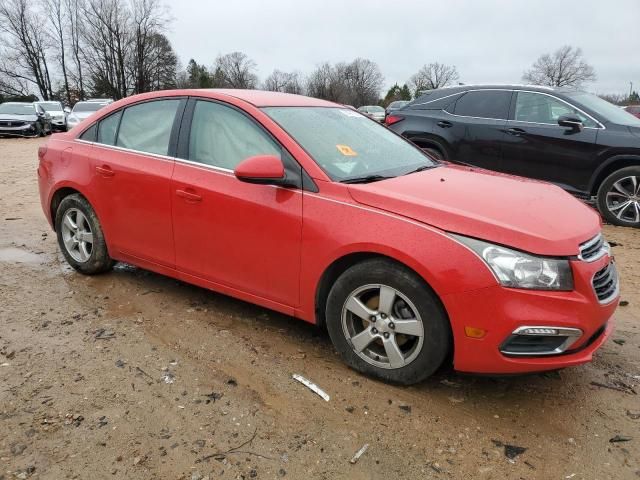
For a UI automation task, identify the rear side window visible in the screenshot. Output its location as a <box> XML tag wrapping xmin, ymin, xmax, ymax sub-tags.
<box><xmin>188</xmin><ymin>100</ymin><xmax>281</xmax><ymax>170</ymax></box>
<box><xmin>453</xmin><ymin>90</ymin><xmax>511</xmax><ymax>119</ymax></box>
<box><xmin>116</xmin><ymin>100</ymin><xmax>180</xmax><ymax>155</ymax></box>
<box><xmin>97</xmin><ymin>111</ymin><xmax>122</xmax><ymax>146</ymax></box>
<box><xmin>79</xmin><ymin>124</ymin><xmax>97</xmax><ymax>142</ymax></box>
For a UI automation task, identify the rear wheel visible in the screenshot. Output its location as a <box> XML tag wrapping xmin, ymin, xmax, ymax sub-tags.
<box><xmin>597</xmin><ymin>166</ymin><xmax>640</xmax><ymax>227</ymax></box>
<box><xmin>55</xmin><ymin>194</ymin><xmax>114</xmax><ymax>274</ymax></box>
<box><xmin>325</xmin><ymin>258</ymin><xmax>451</xmax><ymax>385</ymax></box>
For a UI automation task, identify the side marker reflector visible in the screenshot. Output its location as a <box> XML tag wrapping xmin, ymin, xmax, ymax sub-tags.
<box><xmin>465</xmin><ymin>326</ymin><xmax>487</xmax><ymax>338</ymax></box>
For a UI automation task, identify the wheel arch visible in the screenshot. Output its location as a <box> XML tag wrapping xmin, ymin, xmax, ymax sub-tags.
<box><xmin>314</xmin><ymin>251</ymin><xmax>449</xmax><ymax>329</ymax></box>
<box><xmin>403</xmin><ymin>133</ymin><xmax>450</xmax><ymax>159</ymax></box>
<box><xmin>589</xmin><ymin>154</ymin><xmax>640</xmax><ymax>196</ymax></box>
<box><xmin>50</xmin><ymin>186</ymin><xmax>85</xmax><ymax>231</ymax></box>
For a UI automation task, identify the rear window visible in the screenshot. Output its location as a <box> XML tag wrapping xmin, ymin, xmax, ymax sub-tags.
<box><xmin>453</xmin><ymin>90</ymin><xmax>511</xmax><ymax>119</ymax></box>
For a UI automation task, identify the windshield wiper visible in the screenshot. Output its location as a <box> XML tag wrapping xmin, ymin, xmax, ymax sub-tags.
<box><xmin>341</xmin><ymin>174</ymin><xmax>394</xmax><ymax>184</ymax></box>
<box><xmin>403</xmin><ymin>164</ymin><xmax>438</xmax><ymax>175</ymax></box>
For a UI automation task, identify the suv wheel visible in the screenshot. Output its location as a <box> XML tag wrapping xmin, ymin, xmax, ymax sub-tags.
<box><xmin>55</xmin><ymin>194</ymin><xmax>114</xmax><ymax>274</ymax></box>
<box><xmin>597</xmin><ymin>166</ymin><xmax>640</xmax><ymax>227</ymax></box>
<box><xmin>325</xmin><ymin>258</ymin><xmax>451</xmax><ymax>385</ymax></box>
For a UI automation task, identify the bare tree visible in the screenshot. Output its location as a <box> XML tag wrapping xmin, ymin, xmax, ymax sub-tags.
<box><xmin>140</xmin><ymin>32</ymin><xmax>177</xmax><ymax>90</ymax></box>
<box><xmin>129</xmin><ymin>0</ymin><xmax>168</xmax><ymax>94</ymax></box>
<box><xmin>64</xmin><ymin>0</ymin><xmax>85</xmax><ymax>99</ymax></box>
<box><xmin>306</xmin><ymin>62</ymin><xmax>348</xmax><ymax>103</ymax></box>
<box><xmin>81</xmin><ymin>0</ymin><xmax>131</xmax><ymax>98</ymax></box>
<box><xmin>344</xmin><ymin>58</ymin><xmax>383</xmax><ymax>106</ymax></box>
<box><xmin>263</xmin><ymin>69</ymin><xmax>303</xmax><ymax>94</ymax></box>
<box><xmin>214</xmin><ymin>52</ymin><xmax>258</xmax><ymax>89</ymax></box>
<box><xmin>523</xmin><ymin>46</ymin><xmax>596</xmax><ymax>88</ymax></box>
<box><xmin>0</xmin><ymin>0</ymin><xmax>55</xmax><ymax>99</ymax></box>
<box><xmin>408</xmin><ymin>62</ymin><xmax>459</xmax><ymax>95</ymax></box>
<box><xmin>42</xmin><ymin>0</ymin><xmax>71</xmax><ymax>103</ymax></box>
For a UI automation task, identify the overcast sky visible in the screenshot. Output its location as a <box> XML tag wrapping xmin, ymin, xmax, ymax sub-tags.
<box><xmin>167</xmin><ymin>0</ymin><xmax>640</xmax><ymax>95</ymax></box>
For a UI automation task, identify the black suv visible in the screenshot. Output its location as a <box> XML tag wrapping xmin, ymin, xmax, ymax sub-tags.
<box><xmin>387</xmin><ymin>85</ymin><xmax>640</xmax><ymax>227</ymax></box>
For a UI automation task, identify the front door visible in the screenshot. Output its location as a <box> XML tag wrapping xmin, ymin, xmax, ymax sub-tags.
<box><xmin>500</xmin><ymin>91</ymin><xmax>600</xmax><ymax>193</ymax></box>
<box><xmin>171</xmin><ymin>99</ymin><xmax>302</xmax><ymax>306</ymax></box>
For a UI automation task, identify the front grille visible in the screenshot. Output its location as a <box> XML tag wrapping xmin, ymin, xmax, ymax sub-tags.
<box><xmin>579</xmin><ymin>233</ymin><xmax>607</xmax><ymax>262</ymax></box>
<box><xmin>0</xmin><ymin>121</ymin><xmax>25</xmax><ymax>127</ymax></box>
<box><xmin>592</xmin><ymin>262</ymin><xmax>619</xmax><ymax>304</ymax></box>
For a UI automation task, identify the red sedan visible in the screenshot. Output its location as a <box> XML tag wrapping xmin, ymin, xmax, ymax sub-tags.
<box><xmin>37</xmin><ymin>90</ymin><xmax>619</xmax><ymax>384</ymax></box>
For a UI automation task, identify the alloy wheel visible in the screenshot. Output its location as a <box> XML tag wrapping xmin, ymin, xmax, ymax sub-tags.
<box><xmin>341</xmin><ymin>284</ymin><xmax>424</xmax><ymax>369</ymax></box>
<box><xmin>605</xmin><ymin>175</ymin><xmax>640</xmax><ymax>224</ymax></box>
<box><xmin>60</xmin><ymin>208</ymin><xmax>94</xmax><ymax>262</ymax></box>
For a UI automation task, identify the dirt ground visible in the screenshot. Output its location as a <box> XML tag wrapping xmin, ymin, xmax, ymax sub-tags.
<box><xmin>1</xmin><ymin>137</ymin><xmax>639</xmax><ymax>480</ymax></box>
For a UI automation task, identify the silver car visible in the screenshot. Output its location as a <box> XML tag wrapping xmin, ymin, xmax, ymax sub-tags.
<box><xmin>357</xmin><ymin>105</ymin><xmax>386</xmax><ymax>122</ymax></box>
<box><xmin>66</xmin><ymin>101</ymin><xmax>110</xmax><ymax>130</ymax></box>
<box><xmin>36</xmin><ymin>101</ymin><xmax>70</xmax><ymax>131</ymax></box>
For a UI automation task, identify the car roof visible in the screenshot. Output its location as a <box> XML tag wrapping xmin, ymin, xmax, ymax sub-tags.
<box><xmin>202</xmin><ymin>89</ymin><xmax>338</xmax><ymax>107</ymax></box>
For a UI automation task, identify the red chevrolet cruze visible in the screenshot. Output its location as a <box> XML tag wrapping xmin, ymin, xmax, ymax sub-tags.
<box><xmin>37</xmin><ymin>90</ymin><xmax>619</xmax><ymax>384</ymax></box>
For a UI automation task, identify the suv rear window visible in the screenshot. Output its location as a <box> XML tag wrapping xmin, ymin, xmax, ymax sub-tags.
<box><xmin>453</xmin><ymin>90</ymin><xmax>511</xmax><ymax>119</ymax></box>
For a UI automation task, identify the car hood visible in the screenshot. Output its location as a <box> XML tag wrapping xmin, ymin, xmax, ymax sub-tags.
<box><xmin>347</xmin><ymin>165</ymin><xmax>601</xmax><ymax>256</ymax></box>
<box><xmin>0</xmin><ymin>114</ymin><xmax>37</xmax><ymax>122</ymax></box>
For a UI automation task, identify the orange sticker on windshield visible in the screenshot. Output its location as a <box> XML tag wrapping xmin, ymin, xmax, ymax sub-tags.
<box><xmin>336</xmin><ymin>144</ymin><xmax>357</xmax><ymax>156</ymax></box>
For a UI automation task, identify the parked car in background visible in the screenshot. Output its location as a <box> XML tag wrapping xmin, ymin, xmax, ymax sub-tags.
<box><xmin>385</xmin><ymin>100</ymin><xmax>409</xmax><ymax>117</ymax></box>
<box><xmin>357</xmin><ymin>105</ymin><xmax>385</xmax><ymax>122</ymax></box>
<box><xmin>0</xmin><ymin>102</ymin><xmax>52</xmax><ymax>137</ymax></box>
<box><xmin>623</xmin><ymin>105</ymin><xmax>640</xmax><ymax>119</ymax></box>
<box><xmin>38</xmin><ymin>89</ymin><xmax>617</xmax><ymax>384</ymax></box>
<box><xmin>36</xmin><ymin>101</ymin><xmax>69</xmax><ymax>131</ymax></box>
<box><xmin>387</xmin><ymin>85</ymin><xmax>640</xmax><ymax>227</ymax></box>
<box><xmin>66</xmin><ymin>101</ymin><xmax>110</xmax><ymax>130</ymax></box>
<box><xmin>86</xmin><ymin>98</ymin><xmax>114</xmax><ymax>104</ymax></box>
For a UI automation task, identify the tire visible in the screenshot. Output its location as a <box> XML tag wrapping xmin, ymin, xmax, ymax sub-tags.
<box><xmin>325</xmin><ymin>258</ymin><xmax>451</xmax><ymax>385</ymax></box>
<box><xmin>55</xmin><ymin>194</ymin><xmax>114</xmax><ymax>274</ymax></box>
<box><xmin>596</xmin><ymin>166</ymin><xmax>640</xmax><ymax>227</ymax></box>
<box><xmin>35</xmin><ymin>123</ymin><xmax>44</xmax><ymax>137</ymax></box>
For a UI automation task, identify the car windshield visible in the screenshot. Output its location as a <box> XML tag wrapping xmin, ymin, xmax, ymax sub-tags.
<box><xmin>73</xmin><ymin>102</ymin><xmax>106</xmax><ymax>113</ymax></box>
<box><xmin>368</xmin><ymin>106</ymin><xmax>384</xmax><ymax>112</ymax></box>
<box><xmin>38</xmin><ymin>102</ymin><xmax>62</xmax><ymax>112</ymax></box>
<box><xmin>0</xmin><ymin>103</ymin><xmax>35</xmax><ymax>115</ymax></box>
<box><xmin>263</xmin><ymin>106</ymin><xmax>437</xmax><ymax>181</ymax></box>
<box><xmin>389</xmin><ymin>101</ymin><xmax>408</xmax><ymax>108</ymax></box>
<box><xmin>567</xmin><ymin>92</ymin><xmax>640</xmax><ymax>127</ymax></box>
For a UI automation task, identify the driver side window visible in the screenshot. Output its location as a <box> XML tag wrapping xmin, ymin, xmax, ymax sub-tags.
<box><xmin>514</xmin><ymin>92</ymin><xmax>597</xmax><ymax>127</ymax></box>
<box><xmin>188</xmin><ymin>100</ymin><xmax>281</xmax><ymax>170</ymax></box>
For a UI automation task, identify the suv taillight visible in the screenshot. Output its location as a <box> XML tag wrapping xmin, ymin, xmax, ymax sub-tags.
<box><xmin>385</xmin><ymin>115</ymin><xmax>404</xmax><ymax>126</ymax></box>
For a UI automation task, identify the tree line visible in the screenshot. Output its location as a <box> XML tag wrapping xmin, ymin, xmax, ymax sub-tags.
<box><xmin>1</xmin><ymin>1</ymin><xmax>636</xmax><ymax>108</ymax></box>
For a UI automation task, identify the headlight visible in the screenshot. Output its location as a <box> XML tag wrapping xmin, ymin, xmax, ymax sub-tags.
<box><xmin>452</xmin><ymin>234</ymin><xmax>573</xmax><ymax>291</ymax></box>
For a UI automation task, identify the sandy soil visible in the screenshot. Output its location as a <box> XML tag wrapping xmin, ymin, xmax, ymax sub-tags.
<box><xmin>1</xmin><ymin>137</ymin><xmax>639</xmax><ymax>480</ymax></box>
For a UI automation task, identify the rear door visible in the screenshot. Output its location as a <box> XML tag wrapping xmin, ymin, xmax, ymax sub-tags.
<box><xmin>500</xmin><ymin>91</ymin><xmax>600</xmax><ymax>193</ymax></box>
<box><xmin>442</xmin><ymin>89</ymin><xmax>512</xmax><ymax>169</ymax></box>
<box><xmin>87</xmin><ymin>98</ymin><xmax>185</xmax><ymax>267</ymax></box>
<box><xmin>171</xmin><ymin>98</ymin><xmax>302</xmax><ymax>306</ymax></box>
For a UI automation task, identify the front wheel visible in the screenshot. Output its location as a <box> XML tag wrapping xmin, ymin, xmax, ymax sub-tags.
<box><xmin>55</xmin><ymin>194</ymin><xmax>114</xmax><ymax>274</ymax></box>
<box><xmin>597</xmin><ymin>166</ymin><xmax>640</xmax><ymax>227</ymax></box>
<box><xmin>325</xmin><ymin>258</ymin><xmax>451</xmax><ymax>385</ymax></box>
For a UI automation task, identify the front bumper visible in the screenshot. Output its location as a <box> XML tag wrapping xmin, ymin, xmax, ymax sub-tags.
<box><xmin>0</xmin><ymin>123</ymin><xmax>38</xmax><ymax>136</ymax></box>
<box><xmin>443</xmin><ymin>254</ymin><xmax>618</xmax><ymax>374</ymax></box>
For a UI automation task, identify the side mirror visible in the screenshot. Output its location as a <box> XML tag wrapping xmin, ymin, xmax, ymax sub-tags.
<box><xmin>234</xmin><ymin>155</ymin><xmax>286</xmax><ymax>185</ymax></box>
<box><xmin>64</xmin><ymin>107</ymin><xmax>71</xmax><ymax>114</ymax></box>
<box><xmin>557</xmin><ymin>115</ymin><xmax>583</xmax><ymax>132</ymax></box>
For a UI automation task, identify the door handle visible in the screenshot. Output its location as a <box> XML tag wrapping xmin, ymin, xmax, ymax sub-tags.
<box><xmin>437</xmin><ymin>120</ymin><xmax>453</xmax><ymax>128</ymax></box>
<box><xmin>176</xmin><ymin>188</ymin><xmax>202</xmax><ymax>202</ymax></box>
<box><xmin>506</xmin><ymin>127</ymin><xmax>526</xmax><ymax>136</ymax></box>
<box><xmin>95</xmin><ymin>165</ymin><xmax>114</xmax><ymax>177</ymax></box>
